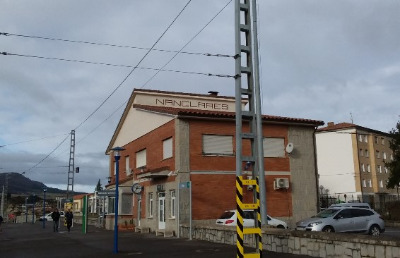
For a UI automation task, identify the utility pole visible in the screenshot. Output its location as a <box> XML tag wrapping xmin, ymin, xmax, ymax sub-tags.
<box><xmin>66</xmin><ymin>130</ymin><xmax>76</xmax><ymax>201</ymax></box>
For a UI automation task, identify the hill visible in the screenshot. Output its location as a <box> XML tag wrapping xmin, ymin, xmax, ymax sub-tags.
<box><xmin>0</xmin><ymin>172</ymin><xmax>73</xmax><ymax>195</ymax></box>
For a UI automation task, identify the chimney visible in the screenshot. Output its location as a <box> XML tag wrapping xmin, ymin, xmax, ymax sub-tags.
<box><xmin>208</xmin><ymin>91</ymin><xmax>218</xmax><ymax>96</ymax></box>
<box><xmin>327</xmin><ymin>122</ymin><xmax>334</xmax><ymax>127</ymax></box>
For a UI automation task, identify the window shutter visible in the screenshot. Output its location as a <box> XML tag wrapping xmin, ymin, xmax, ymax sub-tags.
<box><xmin>136</xmin><ymin>149</ymin><xmax>147</xmax><ymax>168</ymax></box>
<box><xmin>203</xmin><ymin>135</ymin><xmax>233</xmax><ymax>155</ymax></box>
<box><xmin>163</xmin><ymin>138</ymin><xmax>173</xmax><ymax>159</ymax></box>
<box><xmin>263</xmin><ymin>138</ymin><xmax>285</xmax><ymax>157</ymax></box>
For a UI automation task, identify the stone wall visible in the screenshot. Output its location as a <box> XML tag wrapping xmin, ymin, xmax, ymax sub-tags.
<box><xmin>180</xmin><ymin>225</ymin><xmax>400</xmax><ymax>258</ymax></box>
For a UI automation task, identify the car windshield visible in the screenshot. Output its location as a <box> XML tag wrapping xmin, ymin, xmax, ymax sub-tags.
<box><xmin>313</xmin><ymin>209</ymin><xmax>339</xmax><ymax>218</ymax></box>
<box><xmin>218</xmin><ymin>211</ymin><xmax>235</xmax><ymax>219</ymax></box>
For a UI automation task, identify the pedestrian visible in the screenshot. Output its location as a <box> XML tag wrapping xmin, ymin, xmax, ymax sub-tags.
<box><xmin>51</xmin><ymin>208</ymin><xmax>61</xmax><ymax>232</ymax></box>
<box><xmin>65</xmin><ymin>209</ymin><xmax>73</xmax><ymax>232</ymax></box>
<box><xmin>0</xmin><ymin>215</ymin><xmax>3</xmax><ymax>232</ymax></box>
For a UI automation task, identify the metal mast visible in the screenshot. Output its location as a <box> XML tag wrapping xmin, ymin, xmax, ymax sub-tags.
<box><xmin>66</xmin><ymin>130</ymin><xmax>76</xmax><ymax>200</ymax></box>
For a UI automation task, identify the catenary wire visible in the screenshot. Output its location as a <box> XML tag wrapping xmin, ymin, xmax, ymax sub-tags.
<box><xmin>0</xmin><ymin>32</ymin><xmax>233</xmax><ymax>58</ymax></box>
<box><xmin>141</xmin><ymin>0</ymin><xmax>233</xmax><ymax>88</ymax></box>
<box><xmin>0</xmin><ymin>52</ymin><xmax>234</xmax><ymax>78</ymax></box>
<box><xmin>72</xmin><ymin>0</ymin><xmax>193</xmax><ymax>131</ymax></box>
<box><xmin>12</xmin><ymin>1</ymin><xmax>194</xmax><ymax>175</ymax></box>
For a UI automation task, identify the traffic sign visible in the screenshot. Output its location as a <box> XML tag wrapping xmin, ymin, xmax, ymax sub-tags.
<box><xmin>97</xmin><ymin>190</ymin><xmax>116</xmax><ymax>197</ymax></box>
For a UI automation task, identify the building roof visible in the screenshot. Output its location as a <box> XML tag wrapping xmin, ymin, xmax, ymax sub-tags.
<box><xmin>106</xmin><ymin>88</ymin><xmax>324</xmax><ymax>153</ymax></box>
<box><xmin>133</xmin><ymin>104</ymin><xmax>325</xmax><ymax>125</ymax></box>
<box><xmin>317</xmin><ymin>122</ymin><xmax>390</xmax><ymax>136</ymax></box>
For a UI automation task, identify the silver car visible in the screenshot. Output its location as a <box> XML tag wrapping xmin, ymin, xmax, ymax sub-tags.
<box><xmin>296</xmin><ymin>207</ymin><xmax>385</xmax><ymax>236</ymax></box>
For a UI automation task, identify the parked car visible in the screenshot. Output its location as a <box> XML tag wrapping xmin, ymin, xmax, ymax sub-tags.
<box><xmin>216</xmin><ymin>210</ymin><xmax>288</xmax><ymax>228</ymax></box>
<box><xmin>38</xmin><ymin>211</ymin><xmax>65</xmax><ymax>221</ymax></box>
<box><xmin>329</xmin><ymin>202</ymin><xmax>371</xmax><ymax>209</ymax></box>
<box><xmin>296</xmin><ymin>207</ymin><xmax>385</xmax><ymax>236</ymax></box>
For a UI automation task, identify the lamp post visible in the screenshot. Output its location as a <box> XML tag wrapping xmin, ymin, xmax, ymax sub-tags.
<box><xmin>111</xmin><ymin>146</ymin><xmax>125</xmax><ymax>254</ymax></box>
<box><xmin>42</xmin><ymin>188</ymin><xmax>47</xmax><ymax>228</ymax></box>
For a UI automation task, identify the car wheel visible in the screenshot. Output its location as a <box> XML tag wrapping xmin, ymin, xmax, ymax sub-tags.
<box><xmin>277</xmin><ymin>225</ymin><xmax>285</xmax><ymax>229</ymax></box>
<box><xmin>322</xmin><ymin>226</ymin><xmax>334</xmax><ymax>233</ymax></box>
<box><xmin>369</xmin><ymin>225</ymin><xmax>381</xmax><ymax>236</ymax></box>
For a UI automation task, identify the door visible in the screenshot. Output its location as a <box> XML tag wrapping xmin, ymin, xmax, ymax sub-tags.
<box><xmin>158</xmin><ymin>192</ymin><xmax>166</xmax><ymax>230</ymax></box>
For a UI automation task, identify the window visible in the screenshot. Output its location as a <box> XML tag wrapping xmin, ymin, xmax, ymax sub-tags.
<box><xmin>263</xmin><ymin>137</ymin><xmax>285</xmax><ymax>157</ymax></box>
<box><xmin>375</xmin><ymin>136</ymin><xmax>378</xmax><ymax>144</ymax></box>
<box><xmin>362</xmin><ymin>180</ymin><xmax>366</xmax><ymax>188</ymax></box>
<box><xmin>383</xmin><ymin>152</ymin><xmax>387</xmax><ymax>160</ymax></box>
<box><xmin>377</xmin><ymin>165</ymin><xmax>382</xmax><ymax>173</ymax></box>
<box><xmin>359</xmin><ymin>135</ymin><xmax>363</xmax><ymax>142</ymax></box>
<box><xmin>148</xmin><ymin>193</ymin><xmax>153</xmax><ymax>217</ymax></box>
<box><xmin>381</xmin><ymin>138</ymin><xmax>385</xmax><ymax>145</ymax></box>
<box><xmin>163</xmin><ymin>137</ymin><xmax>173</xmax><ymax>159</ymax></box>
<box><xmin>365</xmin><ymin>149</ymin><xmax>369</xmax><ymax>157</ymax></box>
<box><xmin>391</xmin><ymin>154</ymin><xmax>394</xmax><ymax>160</ymax></box>
<box><xmin>361</xmin><ymin>163</ymin><xmax>365</xmax><ymax>172</ymax></box>
<box><xmin>121</xmin><ymin>193</ymin><xmax>133</xmax><ymax>214</ymax></box>
<box><xmin>376</xmin><ymin>150</ymin><xmax>380</xmax><ymax>159</ymax></box>
<box><xmin>367</xmin><ymin>164</ymin><xmax>371</xmax><ymax>172</ymax></box>
<box><xmin>125</xmin><ymin>156</ymin><xmax>131</xmax><ymax>175</ymax></box>
<box><xmin>379</xmin><ymin>180</ymin><xmax>384</xmax><ymax>188</ymax></box>
<box><xmin>359</xmin><ymin>149</ymin><xmax>363</xmax><ymax>156</ymax></box>
<box><xmin>136</xmin><ymin>149</ymin><xmax>147</xmax><ymax>168</ymax></box>
<box><xmin>364</xmin><ymin>135</ymin><xmax>368</xmax><ymax>143</ymax></box>
<box><xmin>108</xmin><ymin>197</ymin><xmax>115</xmax><ymax>213</ymax></box>
<box><xmin>202</xmin><ymin>135</ymin><xmax>233</xmax><ymax>155</ymax></box>
<box><xmin>170</xmin><ymin>190</ymin><xmax>176</xmax><ymax>218</ymax></box>
<box><xmin>384</xmin><ymin>167</ymin><xmax>388</xmax><ymax>173</ymax></box>
<box><xmin>368</xmin><ymin>180</ymin><xmax>372</xmax><ymax>187</ymax></box>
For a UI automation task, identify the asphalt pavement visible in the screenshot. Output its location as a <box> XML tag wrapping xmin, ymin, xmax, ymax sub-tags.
<box><xmin>0</xmin><ymin>222</ymin><xmax>312</xmax><ymax>258</ymax></box>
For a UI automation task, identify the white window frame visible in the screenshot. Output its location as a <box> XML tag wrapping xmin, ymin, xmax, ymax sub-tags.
<box><xmin>361</xmin><ymin>163</ymin><xmax>365</xmax><ymax>172</ymax></box>
<box><xmin>148</xmin><ymin>192</ymin><xmax>153</xmax><ymax>218</ymax></box>
<box><xmin>202</xmin><ymin>134</ymin><xmax>233</xmax><ymax>156</ymax></box>
<box><xmin>364</xmin><ymin>135</ymin><xmax>368</xmax><ymax>143</ymax></box>
<box><xmin>362</xmin><ymin>180</ymin><xmax>366</xmax><ymax>188</ymax></box>
<box><xmin>376</xmin><ymin>150</ymin><xmax>380</xmax><ymax>159</ymax></box>
<box><xmin>359</xmin><ymin>135</ymin><xmax>363</xmax><ymax>142</ymax></box>
<box><xmin>377</xmin><ymin>165</ymin><xmax>382</xmax><ymax>173</ymax></box>
<box><xmin>385</xmin><ymin>167</ymin><xmax>388</xmax><ymax>173</ymax></box>
<box><xmin>136</xmin><ymin>149</ymin><xmax>147</xmax><ymax>168</ymax></box>
<box><xmin>365</xmin><ymin>149</ymin><xmax>369</xmax><ymax>157</ymax></box>
<box><xmin>379</xmin><ymin>180</ymin><xmax>384</xmax><ymax>188</ymax></box>
<box><xmin>383</xmin><ymin>152</ymin><xmax>387</xmax><ymax>160</ymax></box>
<box><xmin>170</xmin><ymin>190</ymin><xmax>176</xmax><ymax>218</ymax></box>
<box><xmin>368</xmin><ymin>180</ymin><xmax>372</xmax><ymax>187</ymax></box>
<box><xmin>359</xmin><ymin>149</ymin><xmax>363</xmax><ymax>156</ymax></box>
<box><xmin>263</xmin><ymin>137</ymin><xmax>285</xmax><ymax>158</ymax></box>
<box><xmin>367</xmin><ymin>164</ymin><xmax>371</xmax><ymax>172</ymax></box>
<box><xmin>163</xmin><ymin>137</ymin><xmax>173</xmax><ymax>160</ymax></box>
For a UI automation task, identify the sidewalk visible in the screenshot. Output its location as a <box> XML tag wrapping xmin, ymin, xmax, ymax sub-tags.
<box><xmin>0</xmin><ymin>222</ymin><xmax>312</xmax><ymax>258</ymax></box>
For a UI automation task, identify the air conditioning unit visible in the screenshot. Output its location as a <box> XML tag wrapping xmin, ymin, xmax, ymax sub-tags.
<box><xmin>274</xmin><ymin>178</ymin><xmax>289</xmax><ymax>190</ymax></box>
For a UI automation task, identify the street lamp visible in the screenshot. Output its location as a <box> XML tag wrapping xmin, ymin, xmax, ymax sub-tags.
<box><xmin>111</xmin><ymin>146</ymin><xmax>125</xmax><ymax>254</ymax></box>
<box><xmin>42</xmin><ymin>188</ymin><xmax>47</xmax><ymax>228</ymax></box>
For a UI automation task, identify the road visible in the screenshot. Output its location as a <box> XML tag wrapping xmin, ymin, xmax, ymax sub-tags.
<box><xmin>0</xmin><ymin>222</ymin><xmax>312</xmax><ymax>258</ymax></box>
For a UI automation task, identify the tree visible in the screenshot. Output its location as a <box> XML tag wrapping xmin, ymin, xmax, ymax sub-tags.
<box><xmin>386</xmin><ymin>121</ymin><xmax>400</xmax><ymax>198</ymax></box>
<box><xmin>95</xmin><ymin>179</ymin><xmax>103</xmax><ymax>192</ymax></box>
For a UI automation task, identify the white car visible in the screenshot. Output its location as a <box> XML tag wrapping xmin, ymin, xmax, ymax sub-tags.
<box><xmin>39</xmin><ymin>211</ymin><xmax>65</xmax><ymax>221</ymax></box>
<box><xmin>216</xmin><ymin>210</ymin><xmax>287</xmax><ymax>228</ymax></box>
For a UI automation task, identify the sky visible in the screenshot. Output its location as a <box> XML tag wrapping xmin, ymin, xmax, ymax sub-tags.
<box><xmin>1</xmin><ymin>0</ymin><xmax>399</xmax><ymax>193</ymax></box>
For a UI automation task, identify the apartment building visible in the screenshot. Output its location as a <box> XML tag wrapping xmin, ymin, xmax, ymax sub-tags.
<box><xmin>104</xmin><ymin>89</ymin><xmax>323</xmax><ymax>232</ymax></box>
<box><xmin>316</xmin><ymin>122</ymin><xmax>395</xmax><ymax>208</ymax></box>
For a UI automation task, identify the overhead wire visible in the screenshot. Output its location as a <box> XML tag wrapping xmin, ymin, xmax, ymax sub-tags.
<box><xmin>0</xmin><ymin>133</ymin><xmax>69</xmax><ymax>148</ymax></box>
<box><xmin>0</xmin><ymin>52</ymin><xmax>234</xmax><ymax>78</ymax></box>
<box><xmin>72</xmin><ymin>0</ymin><xmax>193</xmax><ymax>131</ymax></box>
<box><xmin>141</xmin><ymin>0</ymin><xmax>233</xmax><ymax>88</ymax></box>
<box><xmin>0</xmin><ymin>32</ymin><xmax>233</xmax><ymax>58</ymax></box>
<box><xmin>76</xmin><ymin>0</ymin><xmax>234</xmax><ymax>146</ymax></box>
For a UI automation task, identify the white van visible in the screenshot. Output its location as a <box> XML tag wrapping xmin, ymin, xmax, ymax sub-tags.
<box><xmin>329</xmin><ymin>203</ymin><xmax>371</xmax><ymax>209</ymax></box>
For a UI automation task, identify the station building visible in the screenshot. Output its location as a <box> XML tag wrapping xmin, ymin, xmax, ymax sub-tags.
<box><xmin>105</xmin><ymin>89</ymin><xmax>324</xmax><ymax>232</ymax></box>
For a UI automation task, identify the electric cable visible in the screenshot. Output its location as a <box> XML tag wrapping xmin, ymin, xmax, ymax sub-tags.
<box><xmin>141</xmin><ymin>0</ymin><xmax>233</xmax><ymax>88</ymax></box>
<box><xmin>73</xmin><ymin>0</ymin><xmax>193</xmax><ymax>131</ymax></box>
<box><xmin>0</xmin><ymin>32</ymin><xmax>233</xmax><ymax>58</ymax></box>
<box><xmin>0</xmin><ymin>133</ymin><xmax>68</xmax><ymax>148</ymax></box>
<box><xmin>1</xmin><ymin>52</ymin><xmax>234</xmax><ymax>78</ymax></box>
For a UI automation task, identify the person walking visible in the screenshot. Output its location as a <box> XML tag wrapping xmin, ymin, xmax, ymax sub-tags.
<box><xmin>65</xmin><ymin>209</ymin><xmax>73</xmax><ymax>232</ymax></box>
<box><xmin>51</xmin><ymin>208</ymin><xmax>61</xmax><ymax>232</ymax></box>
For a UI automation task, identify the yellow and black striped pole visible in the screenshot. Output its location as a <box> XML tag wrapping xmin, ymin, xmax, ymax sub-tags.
<box><xmin>236</xmin><ymin>176</ymin><xmax>244</xmax><ymax>258</ymax></box>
